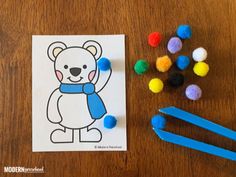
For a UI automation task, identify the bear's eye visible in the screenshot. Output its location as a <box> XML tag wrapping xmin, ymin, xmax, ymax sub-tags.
<box><xmin>83</xmin><ymin>65</ymin><xmax>87</xmax><ymax>69</ymax></box>
<box><xmin>64</xmin><ymin>65</ymin><xmax>68</xmax><ymax>69</ymax></box>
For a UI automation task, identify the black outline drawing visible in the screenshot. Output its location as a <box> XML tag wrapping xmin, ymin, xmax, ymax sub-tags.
<box><xmin>50</xmin><ymin>127</ymin><xmax>74</xmax><ymax>144</ymax></box>
<box><xmin>46</xmin><ymin>40</ymin><xmax>112</xmax><ymax>144</ymax></box>
<box><xmin>82</xmin><ymin>40</ymin><xmax>102</xmax><ymax>59</ymax></box>
<box><xmin>47</xmin><ymin>41</ymin><xmax>67</xmax><ymax>61</ymax></box>
<box><xmin>79</xmin><ymin>127</ymin><xmax>102</xmax><ymax>143</ymax></box>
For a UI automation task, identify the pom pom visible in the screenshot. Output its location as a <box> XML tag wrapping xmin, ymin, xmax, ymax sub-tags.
<box><xmin>156</xmin><ymin>55</ymin><xmax>172</xmax><ymax>72</ymax></box>
<box><xmin>104</xmin><ymin>115</ymin><xmax>117</xmax><ymax>129</ymax></box>
<box><xmin>134</xmin><ymin>59</ymin><xmax>149</xmax><ymax>75</ymax></box>
<box><xmin>185</xmin><ymin>84</ymin><xmax>202</xmax><ymax>100</ymax></box>
<box><xmin>148</xmin><ymin>32</ymin><xmax>162</xmax><ymax>47</ymax></box>
<box><xmin>151</xmin><ymin>115</ymin><xmax>166</xmax><ymax>129</ymax></box>
<box><xmin>192</xmin><ymin>47</ymin><xmax>207</xmax><ymax>62</ymax></box>
<box><xmin>167</xmin><ymin>37</ymin><xmax>182</xmax><ymax>54</ymax></box>
<box><xmin>148</xmin><ymin>78</ymin><xmax>164</xmax><ymax>93</ymax></box>
<box><xmin>176</xmin><ymin>25</ymin><xmax>192</xmax><ymax>39</ymax></box>
<box><xmin>193</xmin><ymin>62</ymin><xmax>209</xmax><ymax>77</ymax></box>
<box><xmin>176</xmin><ymin>55</ymin><xmax>190</xmax><ymax>70</ymax></box>
<box><xmin>168</xmin><ymin>73</ymin><xmax>184</xmax><ymax>87</ymax></box>
<box><xmin>98</xmin><ymin>57</ymin><xmax>111</xmax><ymax>71</ymax></box>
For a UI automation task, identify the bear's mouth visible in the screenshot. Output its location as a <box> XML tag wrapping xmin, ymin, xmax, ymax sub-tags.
<box><xmin>67</xmin><ymin>76</ymin><xmax>83</xmax><ymax>83</ymax></box>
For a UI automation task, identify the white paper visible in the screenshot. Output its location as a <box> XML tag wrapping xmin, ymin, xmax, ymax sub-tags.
<box><xmin>32</xmin><ymin>35</ymin><xmax>126</xmax><ymax>151</ymax></box>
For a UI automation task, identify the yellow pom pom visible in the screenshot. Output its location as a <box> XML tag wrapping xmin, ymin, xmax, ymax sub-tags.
<box><xmin>193</xmin><ymin>62</ymin><xmax>209</xmax><ymax>77</ymax></box>
<box><xmin>149</xmin><ymin>78</ymin><xmax>164</xmax><ymax>93</ymax></box>
<box><xmin>156</xmin><ymin>55</ymin><xmax>172</xmax><ymax>72</ymax></box>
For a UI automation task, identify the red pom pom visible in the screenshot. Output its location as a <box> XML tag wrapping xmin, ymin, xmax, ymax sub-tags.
<box><xmin>148</xmin><ymin>32</ymin><xmax>162</xmax><ymax>47</ymax></box>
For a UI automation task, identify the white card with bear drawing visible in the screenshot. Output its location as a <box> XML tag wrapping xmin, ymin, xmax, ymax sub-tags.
<box><xmin>32</xmin><ymin>35</ymin><xmax>126</xmax><ymax>151</ymax></box>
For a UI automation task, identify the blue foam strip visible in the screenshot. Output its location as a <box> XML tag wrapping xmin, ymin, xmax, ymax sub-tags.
<box><xmin>159</xmin><ymin>106</ymin><xmax>236</xmax><ymax>141</ymax></box>
<box><xmin>153</xmin><ymin>128</ymin><xmax>236</xmax><ymax>161</ymax></box>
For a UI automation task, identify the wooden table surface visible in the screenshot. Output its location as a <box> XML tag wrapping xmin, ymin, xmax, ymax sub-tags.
<box><xmin>1</xmin><ymin>0</ymin><xmax>236</xmax><ymax>177</ymax></box>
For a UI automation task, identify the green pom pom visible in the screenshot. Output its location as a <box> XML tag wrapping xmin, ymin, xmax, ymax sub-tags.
<box><xmin>134</xmin><ymin>59</ymin><xmax>149</xmax><ymax>75</ymax></box>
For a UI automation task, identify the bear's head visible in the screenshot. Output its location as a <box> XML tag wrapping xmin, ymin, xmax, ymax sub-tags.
<box><xmin>47</xmin><ymin>40</ymin><xmax>102</xmax><ymax>84</ymax></box>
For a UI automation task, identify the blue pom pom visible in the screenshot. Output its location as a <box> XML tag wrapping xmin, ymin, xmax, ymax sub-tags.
<box><xmin>104</xmin><ymin>115</ymin><xmax>117</xmax><ymax>129</ymax></box>
<box><xmin>177</xmin><ymin>25</ymin><xmax>192</xmax><ymax>39</ymax></box>
<box><xmin>98</xmin><ymin>57</ymin><xmax>111</xmax><ymax>71</ymax></box>
<box><xmin>151</xmin><ymin>115</ymin><xmax>166</xmax><ymax>129</ymax></box>
<box><xmin>176</xmin><ymin>55</ymin><xmax>190</xmax><ymax>70</ymax></box>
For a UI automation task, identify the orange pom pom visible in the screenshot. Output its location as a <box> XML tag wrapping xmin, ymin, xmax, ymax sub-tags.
<box><xmin>156</xmin><ymin>55</ymin><xmax>172</xmax><ymax>72</ymax></box>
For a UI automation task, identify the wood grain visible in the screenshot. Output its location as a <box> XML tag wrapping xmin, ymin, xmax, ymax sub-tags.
<box><xmin>0</xmin><ymin>0</ymin><xmax>236</xmax><ymax>176</ymax></box>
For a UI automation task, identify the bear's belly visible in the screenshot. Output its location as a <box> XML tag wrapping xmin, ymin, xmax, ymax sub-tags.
<box><xmin>58</xmin><ymin>93</ymin><xmax>94</xmax><ymax>129</ymax></box>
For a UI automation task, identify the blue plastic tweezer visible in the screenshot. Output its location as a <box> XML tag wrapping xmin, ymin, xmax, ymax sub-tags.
<box><xmin>152</xmin><ymin>106</ymin><xmax>236</xmax><ymax>161</ymax></box>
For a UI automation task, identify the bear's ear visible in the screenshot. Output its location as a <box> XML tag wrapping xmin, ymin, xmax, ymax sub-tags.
<box><xmin>82</xmin><ymin>40</ymin><xmax>102</xmax><ymax>60</ymax></box>
<box><xmin>47</xmin><ymin>42</ymin><xmax>67</xmax><ymax>61</ymax></box>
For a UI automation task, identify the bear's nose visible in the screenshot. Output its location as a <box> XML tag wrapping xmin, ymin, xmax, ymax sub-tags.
<box><xmin>70</xmin><ymin>67</ymin><xmax>81</xmax><ymax>76</ymax></box>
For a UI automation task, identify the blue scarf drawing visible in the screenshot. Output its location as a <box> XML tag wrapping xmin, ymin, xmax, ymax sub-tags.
<box><xmin>59</xmin><ymin>83</ymin><xmax>107</xmax><ymax>119</ymax></box>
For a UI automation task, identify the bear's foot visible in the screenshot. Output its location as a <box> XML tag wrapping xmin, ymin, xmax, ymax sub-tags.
<box><xmin>50</xmin><ymin>128</ymin><xmax>74</xmax><ymax>143</ymax></box>
<box><xmin>79</xmin><ymin>127</ymin><xmax>102</xmax><ymax>142</ymax></box>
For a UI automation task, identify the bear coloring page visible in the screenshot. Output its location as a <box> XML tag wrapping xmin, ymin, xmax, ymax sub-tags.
<box><xmin>32</xmin><ymin>35</ymin><xmax>126</xmax><ymax>151</ymax></box>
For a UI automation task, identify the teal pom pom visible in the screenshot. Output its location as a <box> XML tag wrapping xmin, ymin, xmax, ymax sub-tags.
<box><xmin>134</xmin><ymin>59</ymin><xmax>149</xmax><ymax>75</ymax></box>
<box><xmin>177</xmin><ymin>25</ymin><xmax>192</xmax><ymax>39</ymax></box>
<box><xmin>104</xmin><ymin>115</ymin><xmax>117</xmax><ymax>129</ymax></box>
<box><xmin>151</xmin><ymin>115</ymin><xmax>166</xmax><ymax>129</ymax></box>
<box><xmin>176</xmin><ymin>55</ymin><xmax>190</xmax><ymax>70</ymax></box>
<box><xmin>98</xmin><ymin>57</ymin><xmax>111</xmax><ymax>71</ymax></box>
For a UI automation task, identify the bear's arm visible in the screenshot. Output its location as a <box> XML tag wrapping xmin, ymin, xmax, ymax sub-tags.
<box><xmin>46</xmin><ymin>88</ymin><xmax>63</xmax><ymax>123</ymax></box>
<box><xmin>95</xmin><ymin>68</ymin><xmax>112</xmax><ymax>93</ymax></box>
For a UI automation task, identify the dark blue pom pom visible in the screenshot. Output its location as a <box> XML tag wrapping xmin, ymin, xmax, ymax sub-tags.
<box><xmin>104</xmin><ymin>115</ymin><xmax>117</xmax><ymax>129</ymax></box>
<box><xmin>176</xmin><ymin>55</ymin><xmax>190</xmax><ymax>70</ymax></box>
<box><xmin>151</xmin><ymin>115</ymin><xmax>166</xmax><ymax>129</ymax></box>
<box><xmin>98</xmin><ymin>57</ymin><xmax>111</xmax><ymax>71</ymax></box>
<box><xmin>177</xmin><ymin>25</ymin><xmax>192</xmax><ymax>39</ymax></box>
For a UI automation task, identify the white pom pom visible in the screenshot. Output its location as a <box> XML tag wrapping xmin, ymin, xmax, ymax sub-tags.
<box><xmin>192</xmin><ymin>47</ymin><xmax>207</xmax><ymax>62</ymax></box>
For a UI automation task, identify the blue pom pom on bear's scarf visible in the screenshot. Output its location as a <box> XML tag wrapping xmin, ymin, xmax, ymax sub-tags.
<box><xmin>59</xmin><ymin>83</ymin><xmax>106</xmax><ymax>119</ymax></box>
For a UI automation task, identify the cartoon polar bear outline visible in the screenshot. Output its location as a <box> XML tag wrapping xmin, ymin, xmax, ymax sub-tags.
<box><xmin>46</xmin><ymin>40</ymin><xmax>112</xmax><ymax>143</ymax></box>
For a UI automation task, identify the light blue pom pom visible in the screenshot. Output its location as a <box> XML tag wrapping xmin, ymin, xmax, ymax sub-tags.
<box><xmin>176</xmin><ymin>55</ymin><xmax>190</xmax><ymax>70</ymax></box>
<box><xmin>185</xmin><ymin>84</ymin><xmax>202</xmax><ymax>101</ymax></box>
<box><xmin>104</xmin><ymin>115</ymin><xmax>117</xmax><ymax>129</ymax></box>
<box><xmin>98</xmin><ymin>57</ymin><xmax>111</xmax><ymax>71</ymax></box>
<box><xmin>151</xmin><ymin>115</ymin><xmax>166</xmax><ymax>129</ymax></box>
<box><xmin>177</xmin><ymin>25</ymin><xmax>192</xmax><ymax>39</ymax></box>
